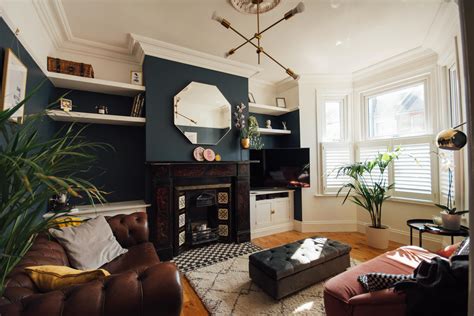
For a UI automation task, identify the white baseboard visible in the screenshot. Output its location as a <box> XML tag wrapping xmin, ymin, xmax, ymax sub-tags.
<box><xmin>357</xmin><ymin>221</ymin><xmax>442</xmax><ymax>251</ymax></box>
<box><xmin>294</xmin><ymin>220</ymin><xmax>357</xmax><ymax>232</ymax></box>
<box><xmin>251</xmin><ymin>222</ymin><xmax>294</xmax><ymax>239</ymax></box>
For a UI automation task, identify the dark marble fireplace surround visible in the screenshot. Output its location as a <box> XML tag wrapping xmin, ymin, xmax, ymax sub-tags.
<box><xmin>147</xmin><ymin>161</ymin><xmax>251</xmax><ymax>260</ymax></box>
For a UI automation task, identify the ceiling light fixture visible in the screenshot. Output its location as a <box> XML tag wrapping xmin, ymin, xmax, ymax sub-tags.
<box><xmin>212</xmin><ymin>0</ymin><xmax>305</xmax><ymax>80</ymax></box>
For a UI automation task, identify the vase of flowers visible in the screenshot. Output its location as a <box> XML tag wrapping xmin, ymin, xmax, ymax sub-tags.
<box><xmin>234</xmin><ymin>103</ymin><xmax>249</xmax><ymax>149</ymax></box>
<box><xmin>234</xmin><ymin>104</ymin><xmax>263</xmax><ymax>149</ymax></box>
<box><xmin>337</xmin><ymin>149</ymin><xmax>400</xmax><ymax>249</ymax></box>
<box><xmin>435</xmin><ymin>153</ymin><xmax>468</xmax><ymax>230</ymax></box>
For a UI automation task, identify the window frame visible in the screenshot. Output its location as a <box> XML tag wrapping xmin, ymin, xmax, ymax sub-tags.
<box><xmin>318</xmin><ymin>94</ymin><xmax>349</xmax><ymax>143</ymax></box>
<box><xmin>360</xmin><ymin>75</ymin><xmax>432</xmax><ymax>141</ymax></box>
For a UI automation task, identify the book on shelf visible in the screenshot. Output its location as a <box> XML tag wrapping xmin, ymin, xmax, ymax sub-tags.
<box><xmin>131</xmin><ymin>94</ymin><xmax>145</xmax><ymax>117</ymax></box>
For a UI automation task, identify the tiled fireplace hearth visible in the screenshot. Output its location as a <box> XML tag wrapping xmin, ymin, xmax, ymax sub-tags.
<box><xmin>147</xmin><ymin>161</ymin><xmax>251</xmax><ymax>260</ymax></box>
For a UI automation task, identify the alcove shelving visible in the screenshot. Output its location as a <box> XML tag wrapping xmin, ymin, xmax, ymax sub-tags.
<box><xmin>47</xmin><ymin>72</ymin><xmax>145</xmax><ymax>97</ymax></box>
<box><xmin>46</xmin><ymin>110</ymin><xmax>146</xmax><ymax>127</ymax></box>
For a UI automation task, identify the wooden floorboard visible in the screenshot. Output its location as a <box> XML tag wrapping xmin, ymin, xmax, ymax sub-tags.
<box><xmin>179</xmin><ymin>231</ymin><xmax>404</xmax><ymax>316</ymax></box>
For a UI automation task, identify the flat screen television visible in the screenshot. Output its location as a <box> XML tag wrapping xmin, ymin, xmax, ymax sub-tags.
<box><xmin>250</xmin><ymin>148</ymin><xmax>310</xmax><ymax>189</ymax></box>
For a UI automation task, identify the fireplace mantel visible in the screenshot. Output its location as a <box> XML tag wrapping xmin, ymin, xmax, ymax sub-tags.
<box><xmin>146</xmin><ymin>161</ymin><xmax>253</xmax><ymax>260</ymax></box>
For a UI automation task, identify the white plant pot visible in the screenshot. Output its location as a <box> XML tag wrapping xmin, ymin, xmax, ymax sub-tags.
<box><xmin>441</xmin><ymin>212</ymin><xmax>462</xmax><ymax>231</ymax></box>
<box><xmin>366</xmin><ymin>225</ymin><xmax>390</xmax><ymax>249</ymax></box>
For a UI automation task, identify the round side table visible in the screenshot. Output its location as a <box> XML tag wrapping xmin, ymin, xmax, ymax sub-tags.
<box><xmin>406</xmin><ymin>219</ymin><xmax>469</xmax><ymax>248</ymax></box>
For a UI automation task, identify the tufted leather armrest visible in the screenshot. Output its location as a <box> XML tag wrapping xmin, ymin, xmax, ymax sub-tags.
<box><xmin>0</xmin><ymin>262</ymin><xmax>183</xmax><ymax>316</ymax></box>
<box><xmin>106</xmin><ymin>212</ymin><xmax>149</xmax><ymax>248</ymax></box>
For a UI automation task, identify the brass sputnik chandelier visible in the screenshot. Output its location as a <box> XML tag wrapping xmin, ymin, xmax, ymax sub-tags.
<box><xmin>212</xmin><ymin>0</ymin><xmax>305</xmax><ymax>80</ymax></box>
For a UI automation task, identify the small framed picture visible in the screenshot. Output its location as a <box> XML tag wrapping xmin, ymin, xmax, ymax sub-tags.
<box><xmin>59</xmin><ymin>98</ymin><xmax>73</xmax><ymax>112</ymax></box>
<box><xmin>248</xmin><ymin>92</ymin><xmax>256</xmax><ymax>103</ymax></box>
<box><xmin>276</xmin><ymin>97</ymin><xmax>286</xmax><ymax>108</ymax></box>
<box><xmin>1</xmin><ymin>48</ymin><xmax>28</xmax><ymax>123</ymax></box>
<box><xmin>131</xmin><ymin>71</ymin><xmax>143</xmax><ymax>86</ymax></box>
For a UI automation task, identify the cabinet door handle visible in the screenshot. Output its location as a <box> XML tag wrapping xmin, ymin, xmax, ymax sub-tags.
<box><xmin>271</xmin><ymin>209</ymin><xmax>275</xmax><ymax>214</ymax></box>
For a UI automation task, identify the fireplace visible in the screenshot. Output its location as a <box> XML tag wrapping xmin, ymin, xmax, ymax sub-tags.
<box><xmin>147</xmin><ymin>161</ymin><xmax>251</xmax><ymax>260</ymax></box>
<box><xmin>176</xmin><ymin>184</ymin><xmax>232</xmax><ymax>253</ymax></box>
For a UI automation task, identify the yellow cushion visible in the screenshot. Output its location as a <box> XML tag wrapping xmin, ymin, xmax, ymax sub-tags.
<box><xmin>50</xmin><ymin>216</ymin><xmax>83</xmax><ymax>228</ymax></box>
<box><xmin>25</xmin><ymin>265</ymin><xmax>110</xmax><ymax>291</ymax></box>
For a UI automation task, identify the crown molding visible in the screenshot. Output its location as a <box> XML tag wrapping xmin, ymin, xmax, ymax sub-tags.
<box><xmin>352</xmin><ymin>47</ymin><xmax>437</xmax><ymax>83</ymax></box>
<box><xmin>131</xmin><ymin>33</ymin><xmax>262</xmax><ymax>78</ymax></box>
<box><xmin>249</xmin><ymin>77</ymin><xmax>276</xmax><ymax>89</ymax></box>
<box><xmin>33</xmin><ymin>0</ymin><xmax>140</xmax><ymax>65</ymax></box>
<box><xmin>423</xmin><ymin>2</ymin><xmax>460</xmax><ymax>66</ymax></box>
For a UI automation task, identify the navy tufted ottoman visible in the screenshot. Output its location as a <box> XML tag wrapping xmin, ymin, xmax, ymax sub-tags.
<box><xmin>249</xmin><ymin>237</ymin><xmax>351</xmax><ymax>299</ymax></box>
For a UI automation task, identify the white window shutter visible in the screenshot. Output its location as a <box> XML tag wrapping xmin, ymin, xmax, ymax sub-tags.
<box><xmin>393</xmin><ymin>141</ymin><xmax>435</xmax><ymax>201</ymax></box>
<box><xmin>321</xmin><ymin>143</ymin><xmax>353</xmax><ymax>194</ymax></box>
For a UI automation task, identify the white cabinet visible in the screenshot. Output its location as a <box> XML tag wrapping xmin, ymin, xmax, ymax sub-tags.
<box><xmin>250</xmin><ymin>190</ymin><xmax>294</xmax><ymax>238</ymax></box>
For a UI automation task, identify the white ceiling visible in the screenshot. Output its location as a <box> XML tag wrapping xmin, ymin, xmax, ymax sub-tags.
<box><xmin>60</xmin><ymin>0</ymin><xmax>444</xmax><ymax>82</ymax></box>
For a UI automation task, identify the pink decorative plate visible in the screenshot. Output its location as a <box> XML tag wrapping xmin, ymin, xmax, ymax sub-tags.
<box><xmin>203</xmin><ymin>149</ymin><xmax>216</xmax><ymax>162</ymax></box>
<box><xmin>193</xmin><ymin>147</ymin><xmax>205</xmax><ymax>161</ymax></box>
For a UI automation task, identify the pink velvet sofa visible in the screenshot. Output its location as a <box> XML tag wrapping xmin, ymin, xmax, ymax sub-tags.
<box><xmin>323</xmin><ymin>246</ymin><xmax>442</xmax><ymax>316</ymax></box>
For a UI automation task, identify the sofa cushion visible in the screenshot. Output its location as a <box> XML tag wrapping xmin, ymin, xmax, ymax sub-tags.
<box><xmin>25</xmin><ymin>265</ymin><xmax>110</xmax><ymax>291</ymax></box>
<box><xmin>100</xmin><ymin>242</ymin><xmax>160</xmax><ymax>274</ymax></box>
<box><xmin>249</xmin><ymin>237</ymin><xmax>351</xmax><ymax>280</ymax></box>
<box><xmin>324</xmin><ymin>246</ymin><xmax>439</xmax><ymax>304</ymax></box>
<box><xmin>49</xmin><ymin>216</ymin><xmax>127</xmax><ymax>270</ymax></box>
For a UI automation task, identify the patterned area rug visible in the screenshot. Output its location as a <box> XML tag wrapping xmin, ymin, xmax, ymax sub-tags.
<box><xmin>172</xmin><ymin>242</ymin><xmax>262</xmax><ymax>272</ymax></box>
<box><xmin>185</xmin><ymin>254</ymin><xmax>359</xmax><ymax>315</ymax></box>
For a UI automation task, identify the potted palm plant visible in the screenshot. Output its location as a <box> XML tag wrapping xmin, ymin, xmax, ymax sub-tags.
<box><xmin>0</xmin><ymin>84</ymin><xmax>107</xmax><ymax>295</ymax></box>
<box><xmin>336</xmin><ymin>149</ymin><xmax>400</xmax><ymax>249</ymax></box>
<box><xmin>435</xmin><ymin>153</ymin><xmax>468</xmax><ymax>230</ymax></box>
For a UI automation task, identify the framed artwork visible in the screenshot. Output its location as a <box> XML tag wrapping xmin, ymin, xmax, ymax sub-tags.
<box><xmin>1</xmin><ymin>48</ymin><xmax>28</xmax><ymax>123</ymax></box>
<box><xmin>59</xmin><ymin>98</ymin><xmax>73</xmax><ymax>112</ymax></box>
<box><xmin>248</xmin><ymin>92</ymin><xmax>256</xmax><ymax>103</ymax></box>
<box><xmin>130</xmin><ymin>71</ymin><xmax>143</xmax><ymax>85</ymax></box>
<box><xmin>276</xmin><ymin>97</ymin><xmax>286</xmax><ymax>108</ymax></box>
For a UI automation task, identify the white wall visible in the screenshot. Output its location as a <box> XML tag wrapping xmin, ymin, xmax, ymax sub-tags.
<box><xmin>297</xmin><ymin>77</ymin><xmax>358</xmax><ymax>232</ymax></box>
<box><xmin>248</xmin><ymin>79</ymin><xmax>277</xmax><ymax>106</ymax></box>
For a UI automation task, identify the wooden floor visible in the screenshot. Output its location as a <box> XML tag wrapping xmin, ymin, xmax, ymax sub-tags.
<box><xmin>180</xmin><ymin>231</ymin><xmax>403</xmax><ymax>316</ymax></box>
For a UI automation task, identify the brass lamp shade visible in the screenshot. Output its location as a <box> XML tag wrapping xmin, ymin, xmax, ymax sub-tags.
<box><xmin>436</xmin><ymin>128</ymin><xmax>467</xmax><ymax>150</ymax></box>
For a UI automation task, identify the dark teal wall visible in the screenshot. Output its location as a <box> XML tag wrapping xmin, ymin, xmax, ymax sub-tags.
<box><xmin>0</xmin><ymin>18</ymin><xmax>55</xmax><ymax>140</ymax></box>
<box><xmin>253</xmin><ymin>110</ymin><xmax>300</xmax><ymax>149</ymax></box>
<box><xmin>51</xmin><ymin>89</ymin><xmax>146</xmax><ymax>203</ymax></box>
<box><xmin>143</xmin><ymin>56</ymin><xmax>248</xmax><ymax>161</ymax></box>
<box><xmin>1</xmin><ymin>18</ymin><xmax>145</xmax><ymax>204</ymax></box>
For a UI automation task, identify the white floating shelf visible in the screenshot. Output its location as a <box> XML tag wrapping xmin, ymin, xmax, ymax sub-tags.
<box><xmin>44</xmin><ymin>200</ymin><xmax>150</xmax><ymax>219</ymax></box>
<box><xmin>258</xmin><ymin>128</ymin><xmax>291</xmax><ymax>135</ymax></box>
<box><xmin>47</xmin><ymin>110</ymin><xmax>146</xmax><ymax>126</ymax></box>
<box><xmin>249</xmin><ymin>102</ymin><xmax>291</xmax><ymax>116</ymax></box>
<box><xmin>47</xmin><ymin>72</ymin><xmax>145</xmax><ymax>97</ymax></box>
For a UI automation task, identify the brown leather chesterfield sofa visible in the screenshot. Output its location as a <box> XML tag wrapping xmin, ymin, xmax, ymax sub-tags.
<box><xmin>323</xmin><ymin>245</ymin><xmax>440</xmax><ymax>316</ymax></box>
<box><xmin>0</xmin><ymin>212</ymin><xmax>183</xmax><ymax>316</ymax></box>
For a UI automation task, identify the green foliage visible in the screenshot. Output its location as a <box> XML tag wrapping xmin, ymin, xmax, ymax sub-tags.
<box><xmin>336</xmin><ymin>148</ymin><xmax>400</xmax><ymax>228</ymax></box>
<box><xmin>0</xmin><ymin>82</ymin><xmax>107</xmax><ymax>295</ymax></box>
<box><xmin>248</xmin><ymin>116</ymin><xmax>263</xmax><ymax>149</ymax></box>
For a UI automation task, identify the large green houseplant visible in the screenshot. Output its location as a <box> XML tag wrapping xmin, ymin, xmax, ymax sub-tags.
<box><xmin>336</xmin><ymin>149</ymin><xmax>400</xmax><ymax>249</ymax></box>
<box><xmin>0</xmin><ymin>84</ymin><xmax>106</xmax><ymax>295</ymax></box>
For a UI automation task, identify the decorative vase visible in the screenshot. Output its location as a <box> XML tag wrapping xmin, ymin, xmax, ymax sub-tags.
<box><xmin>366</xmin><ymin>225</ymin><xmax>390</xmax><ymax>249</ymax></box>
<box><xmin>441</xmin><ymin>212</ymin><xmax>462</xmax><ymax>230</ymax></box>
<box><xmin>241</xmin><ymin>138</ymin><xmax>250</xmax><ymax>149</ymax></box>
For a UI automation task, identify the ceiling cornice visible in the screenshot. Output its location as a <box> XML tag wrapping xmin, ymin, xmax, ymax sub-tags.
<box><xmin>32</xmin><ymin>0</ymin><xmax>261</xmax><ymax>78</ymax></box>
<box><xmin>352</xmin><ymin>47</ymin><xmax>437</xmax><ymax>83</ymax></box>
<box><xmin>131</xmin><ymin>33</ymin><xmax>262</xmax><ymax>79</ymax></box>
<box><xmin>33</xmin><ymin>0</ymin><xmax>142</xmax><ymax>65</ymax></box>
<box><xmin>422</xmin><ymin>2</ymin><xmax>460</xmax><ymax>66</ymax></box>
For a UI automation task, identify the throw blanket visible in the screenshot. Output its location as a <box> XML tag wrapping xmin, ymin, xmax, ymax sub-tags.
<box><xmin>394</xmin><ymin>255</ymin><xmax>468</xmax><ymax>316</ymax></box>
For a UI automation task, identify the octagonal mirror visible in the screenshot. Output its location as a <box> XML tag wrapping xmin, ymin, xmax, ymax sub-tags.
<box><xmin>174</xmin><ymin>82</ymin><xmax>231</xmax><ymax>145</ymax></box>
